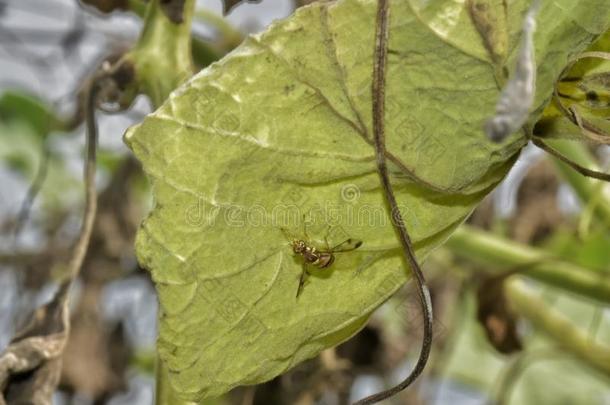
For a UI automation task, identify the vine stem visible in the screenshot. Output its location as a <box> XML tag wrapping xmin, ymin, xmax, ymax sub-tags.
<box><xmin>447</xmin><ymin>225</ymin><xmax>610</xmax><ymax>305</ymax></box>
<box><xmin>68</xmin><ymin>77</ymin><xmax>99</xmax><ymax>279</ymax></box>
<box><xmin>0</xmin><ymin>70</ymin><xmax>102</xmax><ymax>405</ymax></box>
<box><xmin>352</xmin><ymin>0</ymin><xmax>433</xmax><ymax>403</ymax></box>
<box><xmin>51</xmin><ymin>69</ymin><xmax>102</xmax><ymax>337</ymax></box>
<box><xmin>505</xmin><ymin>277</ymin><xmax>610</xmax><ymax>375</ymax></box>
<box><xmin>544</xmin><ymin>139</ymin><xmax>610</xmax><ymax>226</ymax></box>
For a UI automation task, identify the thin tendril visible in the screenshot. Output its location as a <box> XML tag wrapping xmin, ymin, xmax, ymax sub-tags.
<box><xmin>531</xmin><ymin>137</ymin><xmax>610</xmax><ymax>182</ymax></box>
<box><xmin>352</xmin><ymin>1</ymin><xmax>433</xmax><ymax>404</ymax></box>
<box><xmin>55</xmin><ymin>72</ymin><xmax>101</xmax><ymax>302</ymax></box>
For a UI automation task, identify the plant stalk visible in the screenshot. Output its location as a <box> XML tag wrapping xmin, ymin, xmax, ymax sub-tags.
<box><xmin>447</xmin><ymin>225</ymin><xmax>610</xmax><ymax>304</ymax></box>
<box><xmin>505</xmin><ymin>277</ymin><xmax>610</xmax><ymax>375</ymax></box>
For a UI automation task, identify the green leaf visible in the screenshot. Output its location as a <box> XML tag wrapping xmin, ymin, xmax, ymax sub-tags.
<box><xmin>0</xmin><ymin>120</ymin><xmax>79</xmax><ymax>211</ymax></box>
<box><xmin>0</xmin><ymin>91</ymin><xmax>60</xmax><ymax>138</ymax></box>
<box><xmin>124</xmin><ymin>0</ymin><xmax>610</xmax><ymax>400</ymax></box>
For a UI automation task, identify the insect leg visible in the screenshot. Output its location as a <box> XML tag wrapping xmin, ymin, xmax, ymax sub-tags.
<box><xmin>324</xmin><ymin>225</ymin><xmax>332</xmax><ymax>251</ymax></box>
<box><xmin>296</xmin><ymin>263</ymin><xmax>310</xmax><ymax>298</ymax></box>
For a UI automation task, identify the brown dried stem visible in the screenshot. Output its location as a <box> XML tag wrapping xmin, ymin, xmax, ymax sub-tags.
<box><xmin>352</xmin><ymin>1</ymin><xmax>433</xmax><ymax>404</ymax></box>
<box><xmin>0</xmin><ymin>66</ymin><xmax>107</xmax><ymax>405</ymax></box>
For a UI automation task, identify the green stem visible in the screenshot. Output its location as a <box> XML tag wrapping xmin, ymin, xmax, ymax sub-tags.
<box><xmin>194</xmin><ymin>9</ymin><xmax>243</xmax><ymax>48</ymax></box>
<box><xmin>127</xmin><ymin>0</ymin><xmax>196</xmax><ymax>107</ymax></box>
<box><xmin>505</xmin><ymin>277</ymin><xmax>610</xmax><ymax>375</ymax></box>
<box><xmin>446</xmin><ymin>225</ymin><xmax>610</xmax><ymax>304</ymax></box>
<box><xmin>190</xmin><ymin>10</ymin><xmax>243</xmax><ymax>65</ymax></box>
<box><xmin>127</xmin><ymin>0</ymin><xmax>224</xmax><ymax>68</ymax></box>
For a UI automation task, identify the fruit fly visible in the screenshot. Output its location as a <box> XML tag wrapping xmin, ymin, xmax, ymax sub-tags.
<box><xmin>282</xmin><ymin>225</ymin><xmax>362</xmax><ymax>297</ymax></box>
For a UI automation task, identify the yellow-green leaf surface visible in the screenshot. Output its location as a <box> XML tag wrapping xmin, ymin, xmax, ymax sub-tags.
<box><xmin>124</xmin><ymin>0</ymin><xmax>610</xmax><ymax>400</ymax></box>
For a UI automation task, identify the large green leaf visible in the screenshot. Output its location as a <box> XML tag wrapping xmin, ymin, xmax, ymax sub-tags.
<box><xmin>124</xmin><ymin>0</ymin><xmax>610</xmax><ymax>400</ymax></box>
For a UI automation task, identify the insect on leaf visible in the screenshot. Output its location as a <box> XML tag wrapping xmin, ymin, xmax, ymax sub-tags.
<box><xmin>124</xmin><ymin>0</ymin><xmax>610</xmax><ymax>400</ymax></box>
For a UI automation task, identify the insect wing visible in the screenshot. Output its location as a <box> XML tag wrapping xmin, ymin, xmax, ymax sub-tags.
<box><xmin>330</xmin><ymin>238</ymin><xmax>363</xmax><ymax>253</ymax></box>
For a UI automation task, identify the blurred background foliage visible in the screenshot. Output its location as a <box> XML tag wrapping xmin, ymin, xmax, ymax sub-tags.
<box><xmin>0</xmin><ymin>1</ymin><xmax>609</xmax><ymax>404</ymax></box>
